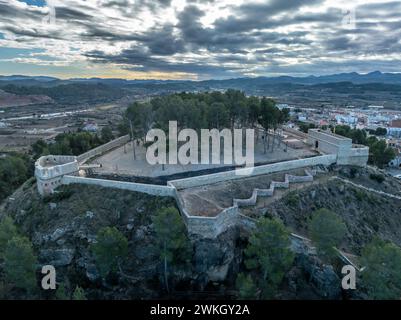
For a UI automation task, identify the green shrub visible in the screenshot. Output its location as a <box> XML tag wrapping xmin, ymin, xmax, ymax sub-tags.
<box><xmin>350</xmin><ymin>167</ymin><xmax>358</xmax><ymax>179</ymax></box>
<box><xmin>361</xmin><ymin>238</ymin><xmax>401</xmax><ymax>299</ymax></box>
<box><xmin>72</xmin><ymin>286</ymin><xmax>87</xmax><ymax>300</ymax></box>
<box><xmin>42</xmin><ymin>188</ymin><xmax>74</xmax><ymax>203</ymax></box>
<box><xmin>236</xmin><ymin>273</ymin><xmax>257</xmax><ymax>300</ymax></box>
<box><xmin>285</xmin><ymin>192</ymin><xmax>300</xmax><ymax>207</ymax></box>
<box><xmin>369</xmin><ymin>173</ymin><xmax>385</xmax><ymax>183</ymax></box>
<box><xmin>0</xmin><ymin>216</ymin><xmax>18</xmax><ymax>256</ymax></box>
<box><xmin>354</xmin><ymin>189</ymin><xmax>365</xmax><ymax>201</ymax></box>
<box><xmin>55</xmin><ymin>283</ymin><xmax>69</xmax><ymax>300</ymax></box>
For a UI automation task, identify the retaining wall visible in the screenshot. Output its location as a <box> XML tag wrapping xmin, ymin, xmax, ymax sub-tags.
<box><xmin>284</xmin><ymin>127</ymin><xmax>308</xmax><ymax>139</ymax></box>
<box><xmin>233</xmin><ymin>169</ymin><xmax>314</xmax><ymax>207</ymax></box>
<box><xmin>177</xmin><ymin>168</ymin><xmax>318</xmax><ymax>238</ymax></box>
<box><xmin>77</xmin><ymin>135</ymin><xmax>130</xmax><ymax>164</ymax></box>
<box><xmin>62</xmin><ymin>175</ymin><xmax>176</xmax><ymax>197</ymax></box>
<box><xmin>184</xmin><ymin>206</ymin><xmax>241</xmax><ymax>239</ymax></box>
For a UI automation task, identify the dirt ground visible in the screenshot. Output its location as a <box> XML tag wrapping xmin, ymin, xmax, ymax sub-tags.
<box><xmin>91</xmin><ymin>133</ymin><xmax>318</xmax><ymax>177</ymax></box>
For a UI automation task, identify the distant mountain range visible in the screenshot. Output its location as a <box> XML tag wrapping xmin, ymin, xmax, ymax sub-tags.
<box><xmin>2</xmin><ymin>71</ymin><xmax>401</xmax><ymax>87</ymax></box>
<box><xmin>2</xmin><ymin>71</ymin><xmax>401</xmax><ymax>108</ymax></box>
<box><xmin>0</xmin><ymin>71</ymin><xmax>401</xmax><ymax>86</ymax></box>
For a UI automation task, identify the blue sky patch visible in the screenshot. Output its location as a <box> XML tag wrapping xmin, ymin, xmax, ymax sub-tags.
<box><xmin>18</xmin><ymin>0</ymin><xmax>47</xmax><ymax>7</ymax></box>
<box><xmin>0</xmin><ymin>47</ymin><xmax>45</xmax><ymax>60</ymax></box>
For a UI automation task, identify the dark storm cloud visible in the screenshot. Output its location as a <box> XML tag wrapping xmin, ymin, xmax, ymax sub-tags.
<box><xmin>139</xmin><ymin>25</ymin><xmax>186</xmax><ymax>56</ymax></box>
<box><xmin>213</xmin><ymin>0</ymin><xmax>325</xmax><ymax>33</ymax></box>
<box><xmin>55</xmin><ymin>6</ymin><xmax>93</xmax><ymax>20</ymax></box>
<box><xmin>85</xmin><ymin>46</ymin><xmax>240</xmax><ymax>77</ymax></box>
<box><xmin>324</xmin><ymin>36</ymin><xmax>357</xmax><ymax>51</ymax></box>
<box><xmin>0</xmin><ymin>1</ymin><xmax>44</xmax><ymax>20</ymax></box>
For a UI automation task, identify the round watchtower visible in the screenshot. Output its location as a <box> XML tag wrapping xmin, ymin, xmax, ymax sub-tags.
<box><xmin>35</xmin><ymin>155</ymin><xmax>79</xmax><ymax>196</ymax></box>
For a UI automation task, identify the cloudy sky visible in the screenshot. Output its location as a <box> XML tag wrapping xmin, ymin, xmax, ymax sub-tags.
<box><xmin>0</xmin><ymin>0</ymin><xmax>400</xmax><ymax>79</ymax></box>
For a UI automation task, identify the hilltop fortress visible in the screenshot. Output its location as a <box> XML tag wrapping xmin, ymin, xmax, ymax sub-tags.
<box><xmin>35</xmin><ymin>128</ymin><xmax>369</xmax><ymax>238</ymax></box>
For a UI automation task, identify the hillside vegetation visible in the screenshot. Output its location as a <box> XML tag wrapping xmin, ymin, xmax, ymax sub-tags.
<box><xmin>0</xmin><ymin>165</ymin><xmax>400</xmax><ymax>299</ymax></box>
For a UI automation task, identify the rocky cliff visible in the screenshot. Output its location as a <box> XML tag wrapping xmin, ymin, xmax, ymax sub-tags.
<box><xmin>0</xmin><ymin>165</ymin><xmax>400</xmax><ymax>299</ymax></box>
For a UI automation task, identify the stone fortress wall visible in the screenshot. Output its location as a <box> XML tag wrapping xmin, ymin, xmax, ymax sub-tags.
<box><xmin>62</xmin><ymin>175</ymin><xmax>176</xmax><ymax>197</ymax></box>
<box><xmin>34</xmin><ymin>129</ymin><xmax>369</xmax><ymax>238</ymax></box>
<box><xmin>77</xmin><ymin>134</ymin><xmax>130</xmax><ymax>164</ymax></box>
<box><xmin>168</xmin><ymin>154</ymin><xmax>336</xmax><ymax>190</ymax></box>
<box><xmin>307</xmin><ymin>129</ymin><xmax>369</xmax><ymax>166</ymax></box>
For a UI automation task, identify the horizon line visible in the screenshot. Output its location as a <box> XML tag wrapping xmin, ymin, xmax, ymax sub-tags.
<box><xmin>1</xmin><ymin>70</ymin><xmax>401</xmax><ymax>82</ymax></box>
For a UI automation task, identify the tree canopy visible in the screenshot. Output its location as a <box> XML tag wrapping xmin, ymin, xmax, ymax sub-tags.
<box><xmin>0</xmin><ymin>216</ymin><xmax>18</xmax><ymax>255</ymax></box>
<box><xmin>360</xmin><ymin>238</ymin><xmax>401</xmax><ymax>300</ymax></box>
<box><xmin>3</xmin><ymin>235</ymin><xmax>37</xmax><ymax>292</ymax></box>
<box><xmin>91</xmin><ymin>226</ymin><xmax>129</xmax><ymax>278</ymax></box>
<box><xmin>242</xmin><ymin>217</ymin><xmax>294</xmax><ymax>299</ymax></box>
<box><xmin>152</xmin><ymin>207</ymin><xmax>192</xmax><ymax>292</ymax></box>
<box><xmin>0</xmin><ymin>153</ymin><xmax>32</xmax><ymax>203</ymax></box>
<box><xmin>309</xmin><ymin>208</ymin><xmax>347</xmax><ymax>262</ymax></box>
<box><xmin>122</xmin><ymin>91</ymin><xmax>289</xmax><ymax>140</ymax></box>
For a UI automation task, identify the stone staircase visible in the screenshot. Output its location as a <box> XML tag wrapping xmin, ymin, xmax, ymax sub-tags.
<box><xmin>233</xmin><ymin>168</ymin><xmax>317</xmax><ymax>207</ymax></box>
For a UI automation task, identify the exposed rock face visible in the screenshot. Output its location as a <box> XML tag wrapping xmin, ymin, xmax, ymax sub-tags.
<box><xmin>39</xmin><ymin>248</ymin><xmax>75</xmax><ymax>267</ymax></box>
<box><xmin>297</xmin><ymin>254</ymin><xmax>341</xmax><ymax>299</ymax></box>
<box><xmin>50</xmin><ymin>227</ymin><xmax>68</xmax><ymax>242</ymax></box>
<box><xmin>193</xmin><ymin>229</ymin><xmax>239</xmax><ymax>286</ymax></box>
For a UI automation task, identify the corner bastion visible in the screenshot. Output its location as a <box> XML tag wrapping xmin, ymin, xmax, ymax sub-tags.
<box><xmin>35</xmin><ymin>155</ymin><xmax>79</xmax><ymax>196</ymax></box>
<box><xmin>307</xmin><ymin>129</ymin><xmax>369</xmax><ymax>166</ymax></box>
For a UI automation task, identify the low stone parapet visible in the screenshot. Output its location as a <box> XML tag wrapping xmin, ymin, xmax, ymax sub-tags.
<box><xmin>62</xmin><ymin>175</ymin><xmax>176</xmax><ymax>197</ymax></box>
<box><xmin>77</xmin><ymin>135</ymin><xmax>130</xmax><ymax>164</ymax></box>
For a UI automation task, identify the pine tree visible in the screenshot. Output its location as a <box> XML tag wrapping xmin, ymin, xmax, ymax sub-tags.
<box><xmin>309</xmin><ymin>209</ymin><xmax>347</xmax><ymax>262</ymax></box>
<box><xmin>3</xmin><ymin>236</ymin><xmax>37</xmax><ymax>292</ymax></box>
<box><xmin>236</xmin><ymin>273</ymin><xmax>257</xmax><ymax>299</ymax></box>
<box><xmin>361</xmin><ymin>238</ymin><xmax>401</xmax><ymax>299</ymax></box>
<box><xmin>152</xmin><ymin>207</ymin><xmax>192</xmax><ymax>293</ymax></box>
<box><xmin>244</xmin><ymin>217</ymin><xmax>294</xmax><ymax>298</ymax></box>
<box><xmin>91</xmin><ymin>227</ymin><xmax>128</xmax><ymax>278</ymax></box>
